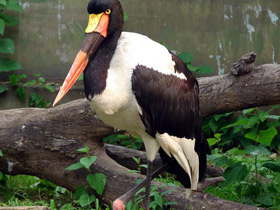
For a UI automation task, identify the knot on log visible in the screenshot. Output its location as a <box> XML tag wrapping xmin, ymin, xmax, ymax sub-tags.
<box><xmin>231</xmin><ymin>52</ymin><xmax>256</xmax><ymax>76</ymax></box>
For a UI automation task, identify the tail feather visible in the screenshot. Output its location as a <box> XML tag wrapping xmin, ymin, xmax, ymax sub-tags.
<box><xmin>156</xmin><ymin>133</ymin><xmax>199</xmax><ymax>190</ymax></box>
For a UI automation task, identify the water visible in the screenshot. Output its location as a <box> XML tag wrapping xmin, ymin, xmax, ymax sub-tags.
<box><xmin>1</xmin><ymin>0</ymin><xmax>280</xmax><ymax>109</ymax></box>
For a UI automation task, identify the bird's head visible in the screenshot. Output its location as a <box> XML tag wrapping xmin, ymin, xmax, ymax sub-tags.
<box><xmin>53</xmin><ymin>0</ymin><xmax>123</xmax><ymax>106</ymax></box>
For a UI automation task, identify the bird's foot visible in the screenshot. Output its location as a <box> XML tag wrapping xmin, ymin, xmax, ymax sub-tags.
<box><xmin>113</xmin><ymin>199</ymin><xmax>125</xmax><ymax>210</ymax></box>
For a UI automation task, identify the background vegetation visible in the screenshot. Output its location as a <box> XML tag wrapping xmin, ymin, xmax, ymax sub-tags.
<box><xmin>0</xmin><ymin>0</ymin><xmax>279</xmax><ymax>209</ymax></box>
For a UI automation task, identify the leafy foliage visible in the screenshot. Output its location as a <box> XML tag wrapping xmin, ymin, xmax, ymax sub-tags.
<box><xmin>66</xmin><ymin>147</ymin><xmax>107</xmax><ymax>209</ymax></box>
<box><xmin>178</xmin><ymin>52</ymin><xmax>214</xmax><ymax>74</ymax></box>
<box><xmin>0</xmin><ymin>0</ymin><xmax>22</xmax><ymax>75</ymax></box>
<box><xmin>205</xmin><ymin>106</ymin><xmax>280</xmax><ymax>207</ymax></box>
<box><xmin>8</xmin><ymin>73</ymin><xmax>55</xmax><ymax>107</ymax></box>
<box><xmin>103</xmin><ymin>134</ymin><xmax>143</xmax><ymax>150</ymax></box>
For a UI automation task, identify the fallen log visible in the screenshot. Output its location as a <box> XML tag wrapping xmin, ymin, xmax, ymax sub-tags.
<box><xmin>0</xmin><ymin>53</ymin><xmax>276</xmax><ymax>209</ymax></box>
<box><xmin>0</xmin><ymin>99</ymin><xmax>264</xmax><ymax>210</ymax></box>
<box><xmin>199</xmin><ymin>53</ymin><xmax>280</xmax><ymax>116</ymax></box>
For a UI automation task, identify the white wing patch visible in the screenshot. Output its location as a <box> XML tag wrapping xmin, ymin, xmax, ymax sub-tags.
<box><xmin>156</xmin><ymin>133</ymin><xmax>199</xmax><ymax>190</ymax></box>
<box><xmin>113</xmin><ymin>32</ymin><xmax>186</xmax><ymax>79</ymax></box>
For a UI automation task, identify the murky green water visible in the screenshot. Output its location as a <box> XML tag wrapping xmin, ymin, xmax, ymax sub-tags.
<box><xmin>1</xmin><ymin>0</ymin><xmax>280</xmax><ymax>109</ymax></box>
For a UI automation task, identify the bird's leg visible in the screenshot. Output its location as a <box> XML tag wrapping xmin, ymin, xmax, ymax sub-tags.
<box><xmin>144</xmin><ymin>160</ymin><xmax>152</xmax><ymax>210</ymax></box>
<box><xmin>112</xmin><ymin>159</ymin><xmax>175</xmax><ymax>210</ymax></box>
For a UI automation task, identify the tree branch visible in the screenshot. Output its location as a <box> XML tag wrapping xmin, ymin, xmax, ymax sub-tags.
<box><xmin>0</xmin><ymin>100</ymin><xmax>264</xmax><ymax>210</ymax></box>
<box><xmin>0</xmin><ymin>54</ymin><xmax>275</xmax><ymax>209</ymax></box>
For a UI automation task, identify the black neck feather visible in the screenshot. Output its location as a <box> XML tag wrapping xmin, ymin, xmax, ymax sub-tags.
<box><xmin>84</xmin><ymin>30</ymin><xmax>121</xmax><ymax>100</ymax></box>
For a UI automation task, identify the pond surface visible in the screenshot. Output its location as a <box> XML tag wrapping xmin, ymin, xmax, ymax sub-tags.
<box><xmin>1</xmin><ymin>0</ymin><xmax>280</xmax><ymax>109</ymax></box>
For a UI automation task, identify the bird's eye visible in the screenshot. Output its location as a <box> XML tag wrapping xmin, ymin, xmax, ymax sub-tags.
<box><xmin>105</xmin><ymin>9</ymin><xmax>111</xmax><ymax>15</ymax></box>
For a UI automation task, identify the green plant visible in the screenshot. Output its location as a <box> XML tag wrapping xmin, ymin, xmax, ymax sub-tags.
<box><xmin>0</xmin><ymin>0</ymin><xmax>22</xmax><ymax>93</ymax></box>
<box><xmin>9</xmin><ymin>73</ymin><xmax>55</xmax><ymax>108</ymax></box>
<box><xmin>125</xmin><ymin>185</ymin><xmax>177</xmax><ymax>210</ymax></box>
<box><xmin>103</xmin><ymin>134</ymin><xmax>143</xmax><ymax>150</ymax></box>
<box><xmin>125</xmin><ymin>156</ymin><xmax>177</xmax><ymax>209</ymax></box>
<box><xmin>66</xmin><ymin>146</ymin><xmax>107</xmax><ymax>209</ymax></box>
<box><xmin>178</xmin><ymin>52</ymin><xmax>214</xmax><ymax>74</ymax></box>
<box><xmin>205</xmin><ymin>106</ymin><xmax>280</xmax><ymax>207</ymax></box>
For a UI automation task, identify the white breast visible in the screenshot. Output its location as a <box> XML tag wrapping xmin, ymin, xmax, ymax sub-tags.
<box><xmin>90</xmin><ymin>32</ymin><xmax>184</xmax><ymax>131</ymax></box>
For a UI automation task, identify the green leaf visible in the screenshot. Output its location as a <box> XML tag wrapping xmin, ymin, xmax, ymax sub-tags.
<box><xmin>0</xmin><ymin>18</ymin><xmax>5</xmax><ymax>35</ymax></box>
<box><xmin>0</xmin><ymin>58</ymin><xmax>21</xmax><ymax>72</ymax></box>
<box><xmin>9</xmin><ymin>74</ymin><xmax>19</xmax><ymax>86</ymax></box>
<box><xmin>161</xmin><ymin>188</ymin><xmax>175</xmax><ymax>196</ymax></box>
<box><xmin>244</xmin><ymin>145</ymin><xmax>271</xmax><ymax>156</ymax></box>
<box><xmin>263</xmin><ymin>115</ymin><xmax>280</xmax><ymax>120</ymax></box>
<box><xmin>197</xmin><ymin>65</ymin><xmax>214</xmax><ymax>74</ymax></box>
<box><xmin>44</xmin><ymin>84</ymin><xmax>55</xmax><ymax>93</ymax></box>
<box><xmin>74</xmin><ymin>185</ymin><xmax>87</xmax><ymax>200</ymax></box>
<box><xmin>207</xmin><ymin>138</ymin><xmax>219</xmax><ymax>147</ymax></box>
<box><xmin>0</xmin><ymin>12</ymin><xmax>19</xmax><ymax>26</ymax></box>
<box><xmin>5</xmin><ymin>0</ymin><xmax>23</xmax><ymax>11</ymax></box>
<box><xmin>77</xmin><ymin>146</ymin><xmax>89</xmax><ymax>153</ymax></box>
<box><xmin>243</xmin><ymin>108</ymin><xmax>256</xmax><ymax>115</ymax></box>
<box><xmin>123</xmin><ymin>11</ymin><xmax>128</xmax><ymax>23</ymax></box>
<box><xmin>79</xmin><ymin>193</ymin><xmax>95</xmax><ymax>207</ymax></box>
<box><xmin>257</xmin><ymin>110</ymin><xmax>270</xmax><ymax>122</ymax></box>
<box><xmin>0</xmin><ymin>0</ymin><xmax>6</xmax><ymax>6</ymax></box>
<box><xmin>245</xmin><ymin>131</ymin><xmax>257</xmax><ymax>141</ymax></box>
<box><xmin>126</xmin><ymin>170</ymin><xmax>139</xmax><ymax>173</ymax></box>
<box><xmin>256</xmin><ymin>194</ymin><xmax>273</xmax><ymax>206</ymax></box>
<box><xmin>16</xmin><ymin>87</ymin><xmax>25</xmax><ymax>101</ymax></box>
<box><xmin>211</xmin><ymin>155</ymin><xmax>232</xmax><ymax>166</ymax></box>
<box><xmin>50</xmin><ymin>199</ymin><xmax>55</xmax><ymax>210</ymax></box>
<box><xmin>0</xmin><ymin>149</ymin><xmax>3</xmax><ymax>157</ymax></box>
<box><xmin>221</xmin><ymin>119</ymin><xmax>248</xmax><ymax>130</ymax></box>
<box><xmin>38</xmin><ymin>77</ymin><xmax>45</xmax><ymax>84</ymax></box>
<box><xmin>213</xmin><ymin>114</ymin><xmax>225</xmax><ymax>121</ymax></box>
<box><xmin>178</xmin><ymin>52</ymin><xmax>193</xmax><ymax>64</ymax></box>
<box><xmin>132</xmin><ymin>156</ymin><xmax>140</xmax><ymax>164</ymax></box>
<box><xmin>214</xmin><ymin>133</ymin><xmax>222</xmax><ymax>138</ymax></box>
<box><xmin>208</xmin><ymin>119</ymin><xmax>219</xmax><ymax>132</ymax></box>
<box><xmin>23</xmin><ymin>80</ymin><xmax>36</xmax><ymax>87</ymax></box>
<box><xmin>0</xmin><ymin>171</ymin><xmax>3</xmax><ymax>181</ymax></box>
<box><xmin>257</xmin><ymin>126</ymin><xmax>277</xmax><ymax>146</ymax></box>
<box><xmin>246</xmin><ymin>116</ymin><xmax>259</xmax><ymax>128</ymax></box>
<box><xmin>140</xmin><ymin>164</ymin><xmax>147</xmax><ymax>169</ymax></box>
<box><xmin>154</xmin><ymin>193</ymin><xmax>163</xmax><ymax>208</ymax></box>
<box><xmin>9</xmin><ymin>74</ymin><xmax>26</xmax><ymax>86</ymax></box>
<box><xmin>78</xmin><ymin>72</ymin><xmax>83</xmax><ymax>81</ymax></box>
<box><xmin>0</xmin><ymin>85</ymin><xmax>8</xmax><ymax>94</ymax></box>
<box><xmin>223</xmin><ymin>163</ymin><xmax>248</xmax><ymax>186</ymax></box>
<box><xmin>87</xmin><ymin>173</ymin><xmax>106</xmax><ymax>196</ymax></box>
<box><xmin>65</xmin><ymin>162</ymin><xmax>84</xmax><ymax>171</ymax></box>
<box><xmin>262</xmin><ymin>162</ymin><xmax>280</xmax><ymax>172</ymax></box>
<box><xmin>80</xmin><ymin>156</ymin><xmax>97</xmax><ymax>170</ymax></box>
<box><xmin>187</xmin><ymin>63</ymin><xmax>199</xmax><ymax>72</ymax></box>
<box><xmin>0</xmin><ymin>38</ymin><xmax>14</xmax><ymax>54</ymax></box>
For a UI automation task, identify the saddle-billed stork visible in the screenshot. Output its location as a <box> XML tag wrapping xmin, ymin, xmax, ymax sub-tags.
<box><xmin>53</xmin><ymin>0</ymin><xmax>209</xmax><ymax>209</ymax></box>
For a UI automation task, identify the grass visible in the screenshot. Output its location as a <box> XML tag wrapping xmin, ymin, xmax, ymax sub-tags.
<box><xmin>0</xmin><ymin>152</ymin><xmax>279</xmax><ymax>209</ymax></box>
<box><xmin>0</xmin><ymin>175</ymin><xmax>74</xmax><ymax>209</ymax></box>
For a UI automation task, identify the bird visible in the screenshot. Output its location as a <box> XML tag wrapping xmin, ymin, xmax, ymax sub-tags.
<box><xmin>53</xmin><ymin>0</ymin><xmax>209</xmax><ymax>209</ymax></box>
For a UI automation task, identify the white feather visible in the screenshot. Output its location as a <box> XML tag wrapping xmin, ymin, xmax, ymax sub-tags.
<box><xmin>156</xmin><ymin>133</ymin><xmax>199</xmax><ymax>190</ymax></box>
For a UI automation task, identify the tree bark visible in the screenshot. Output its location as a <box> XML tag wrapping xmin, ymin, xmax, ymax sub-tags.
<box><xmin>0</xmin><ymin>100</ymin><xmax>265</xmax><ymax>210</ymax></box>
<box><xmin>199</xmin><ymin>63</ymin><xmax>280</xmax><ymax>116</ymax></box>
<box><xmin>1</xmin><ymin>56</ymin><xmax>277</xmax><ymax>209</ymax></box>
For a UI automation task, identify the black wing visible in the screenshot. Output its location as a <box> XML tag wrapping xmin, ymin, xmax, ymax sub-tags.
<box><xmin>132</xmin><ymin>54</ymin><xmax>209</xmax><ymax>186</ymax></box>
<box><xmin>132</xmin><ymin>65</ymin><xmax>200</xmax><ymax>140</ymax></box>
